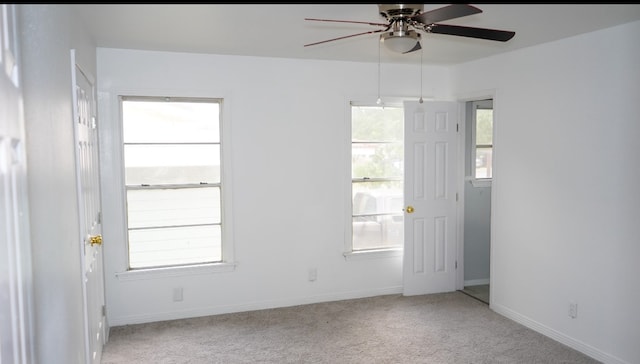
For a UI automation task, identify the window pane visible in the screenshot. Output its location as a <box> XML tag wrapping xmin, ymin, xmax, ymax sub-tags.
<box><xmin>351</xmin><ymin>104</ymin><xmax>404</xmax><ymax>252</ymax></box>
<box><xmin>122</xmin><ymin>97</ymin><xmax>225</xmax><ymax>269</ymax></box>
<box><xmin>126</xmin><ymin>187</ymin><xmax>220</xmax><ymax>229</ymax></box>
<box><xmin>122</xmin><ymin>100</ymin><xmax>219</xmax><ymax>143</ymax></box>
<box><xmin>128</xmin><ymin>225</ymin><xmax>222</xmax><ymax>268</ymax></box>
<box><xmin>124</xmin><ymin>144</ymin><xmax>220</xmax><ymax>185</ymax></box>
<box><xmin>475</xmin><ymin>147</ymin><xmax>493</xmax><ymax>179</ymax></box>
<box><xmin>475</xmin><ymin>109</ymin><xmax>493</xmax><ymax>145</ymax></box>
<box><xmin>353</xmin><ymin>181</ymin><xmax>403</xmax><ymax>215</ymax></box>
<box><xmin>352</xmin><ymin>106</ymin><xmax>403</xmax><ymax>142</ymax></box>
<box><xmin>352</xmin><ymin>142</ymin><xmax>403</xmax><ymax>178</ymax></box>
<box><xmin>352</xmin><ymin>214</ymin><xmax>403</xmax><ymax>250</ymax></box>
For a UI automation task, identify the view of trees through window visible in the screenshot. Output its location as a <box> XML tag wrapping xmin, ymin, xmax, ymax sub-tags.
<box><xmin>351</xmin><ymin>105</ymin><xmax>404</xmax><ymax>251</ymax></box>
<box><xmin>475</xmin><ymin>106</ymin><xmax>493</xmax><ymax>179</ymax></box>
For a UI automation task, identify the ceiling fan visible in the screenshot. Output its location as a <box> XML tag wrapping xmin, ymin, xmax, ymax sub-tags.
<box><xmin>305</xmin><ymin>4</ymin><xmax>516</xmax><ymax>54</ymax></box>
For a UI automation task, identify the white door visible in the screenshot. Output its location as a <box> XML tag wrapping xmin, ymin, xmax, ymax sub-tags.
<box><xmin>0</xmin><ymin>4</ymin><xmax>35</xmax><ymax>363</ymax></box>
<box><xmin>71</xmin><ymin>50</ymin><xmax>106</xmax><ymax>364</ymax></box>
<box><xmin>403</xmin><ymin>100</ymin><xmax>459</xmax><ymax>296</ymax></box>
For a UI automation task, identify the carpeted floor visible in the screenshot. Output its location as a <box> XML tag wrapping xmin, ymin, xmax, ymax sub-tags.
<box><xmin>101</xmin><ymin>291</ymin><xmax>600</xmax><ymax>364</ymax></box>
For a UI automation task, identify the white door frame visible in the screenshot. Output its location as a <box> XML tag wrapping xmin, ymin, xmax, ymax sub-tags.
<box><xmin>455</xmin><ymin>89</ymin><xmax>498</xmax><ymax>301</ymax></box>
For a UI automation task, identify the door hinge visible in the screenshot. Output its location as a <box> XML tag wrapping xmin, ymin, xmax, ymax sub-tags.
<box><xmin>456</xmin><ymin>124</ymin><xmax>459</xmax><ymax>132</ymax></box>
<box><xmin>455</xmin><ymin>261</ymin><xmax>458</xmax><ymax>269</ymax></box>
<box><xmin>98</xmin><ymin>211</ymin><xmax>102</xmax><ymax>224</ymax></box>
<box><xmin>102</xmin><ymin>305</ymin><xmax>106</xmax><ymax>317</ymax></box>
<box><xmin>456</xmin><ymin>192</ymin><xmax>459</xmax><ymax>202</ymax></box>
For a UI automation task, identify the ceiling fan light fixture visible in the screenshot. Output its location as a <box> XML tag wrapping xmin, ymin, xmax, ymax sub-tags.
<box><xmin>305</xmin><ymin>4</ymin><xmax>516</xmax><ymax>54</ymax></box>
<box><xmin>381</xmin><ymin>30</ymin><xmax>421</xmax><ymax>53</ymax></box>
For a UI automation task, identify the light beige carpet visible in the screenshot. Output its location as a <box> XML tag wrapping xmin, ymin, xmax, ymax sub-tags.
<box><xmin>101</xmin><ymin>292</ymin><xmax>599</xmax><ymax>364</ymax></box>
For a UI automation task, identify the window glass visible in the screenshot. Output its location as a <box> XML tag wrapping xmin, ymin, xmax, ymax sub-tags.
<box><xmin>352</xmin><ymin>143</ymin><xmax>403</xmax><ymax>179</ymax></box>
<box><xmin>351</xmin><ymin>105</ymin><xmax>404</xmax><ymax>251</ymax></box>
<box><xmin>475</xmin><ymin>109</ymin><xmax>493</xmax><ymax>145</ymax></box>
<box><xmin>124</xmin><ymin>144</ymin><xmax>220</xmax><ymax>185</ymax></box>
<box><xmin>128</xmin><ymin>225</ymin><xmax>222</xmax><ymax>268</ymax></box>
<box><xmin>121</xmin><ymin>97</ymin><xmax>223</xmax><ymax>269</ymax></box>
<box><xmin>126</xmin><ymin>188</ymin><xmax>221</xmax><ymax>228</ymax></box>
<box><xmin>122</xmin><ymin>101</ymin><xmax>219</xmax><ymax>143</ymax></box>
<box><xmin>353</xmin><ymin>181</ymin><xmax>403</xmax><ymax>215</ymax></box>
<box><xmin>474</xmin><ymin>103</ymin><xmax>493</xmax><ymax>180</ymax></box>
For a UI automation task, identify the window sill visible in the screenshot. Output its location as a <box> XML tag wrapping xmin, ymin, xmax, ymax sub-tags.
<box><xmin>344</xmin><ymin>248</ymin><xmax>403</xmax><ymax>261</ymax></box>
<box><xmin>115</xmin><ymin>262</ymin><xmax>236</xmax><ymax>281</ymax></box>
<box><xmin>469</xmin><ymin>178</ymin><xmax>492</xmax><ymax>188</ymax></box>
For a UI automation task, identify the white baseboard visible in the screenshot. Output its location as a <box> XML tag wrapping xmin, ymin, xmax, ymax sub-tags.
<box><xmin>108</xmin><ymin>285</ymin><xmax>403</xmax><ymax>327</ymax></box>
<box><xmin>464</xmin><ymin>278</ymin><xmax>489</xmax><ymax>286</ymax></box>
<box><xmin>491</xmin><ymin>302</ymin><xmax>630</xmax><ymax>364</ymax></box>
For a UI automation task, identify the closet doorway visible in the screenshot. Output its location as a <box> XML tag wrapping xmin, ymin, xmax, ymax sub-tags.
<box><xmin>461</xmin><ymin>99</ymin><xmax>493</xmax><ymax>304</ymax></box>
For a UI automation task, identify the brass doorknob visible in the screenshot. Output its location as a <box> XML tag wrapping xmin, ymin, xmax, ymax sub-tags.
<box><xmin>90</xmin><ymin>235</ymin><xmax>102</xmax><ymax>246</ymax></box>
<box><xmin>405</xmin><ymin>206</ymin><xmax>414</xmax><ymax>214</ymax></box>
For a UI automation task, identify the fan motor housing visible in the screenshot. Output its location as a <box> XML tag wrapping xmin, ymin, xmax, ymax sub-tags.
<box><xmin>378</xmin><ymin>4</ymin><xmax>423</xmax><ymax>20</ymax></box>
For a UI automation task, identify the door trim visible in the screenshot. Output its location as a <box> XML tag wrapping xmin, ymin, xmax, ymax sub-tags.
<box><xmin>455</xmin><ymin>89</ymin><xmax>497</xmax><ymax>301</ymax></box>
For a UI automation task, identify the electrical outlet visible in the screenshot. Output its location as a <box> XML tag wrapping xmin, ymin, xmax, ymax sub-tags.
<box><xmin>173</xmin><ymin>287</ymin><xmax>183</xmax><ymax>302</ymax></box>
<box><xmin>568</xmin><ymin>302</ymin><xmax>578</xmax><ymax>319</ymax></box>
<box><xmin>308</xmin><ymin>268</ymin><xmax>317</xmax><ymax>282</ymax></box>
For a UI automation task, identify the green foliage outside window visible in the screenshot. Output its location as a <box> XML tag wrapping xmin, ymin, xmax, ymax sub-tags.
<box><xmin>352</xmin><ymin>106</ymin><xmax>403</xmax><ymax>142</ymax></box>
<box><xmin>352</xmin><ymin>106</ymin><xmax>404</xmax><ymax>188</ymax></box>
<box><xmin>475</xmin><ymin>109</ymin><xmax>493</xmax><ymax>145</ymax></box>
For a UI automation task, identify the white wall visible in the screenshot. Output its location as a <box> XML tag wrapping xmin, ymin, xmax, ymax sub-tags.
<box><xmin>97</xmin><ymin>48</ymin><xmax>452</xmax><ymax>326</ymax></box>
<box><xmin>18</xmin><ymin>4</ymin><xmax>97</xmax><ymax>364</ymax></box>
<box><xmin>452</xmin><ymin>21</ymin><xmax>640</xmax><ymax>364</ymax></box>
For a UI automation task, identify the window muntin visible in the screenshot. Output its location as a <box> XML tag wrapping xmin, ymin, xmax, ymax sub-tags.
<box><xmin>473</xmin><ymin>100</ymin><xmax>493</xmax><ymax>180</ymax></box>
<box><xmin>350</xmin><ymin>105</ymin><xmax>404</xmax><ymax>251</ymax></box>
<box><xmin>121</xmin><ymin>97</ymin><xmax>223</xmax><ymax>269</ymax></box>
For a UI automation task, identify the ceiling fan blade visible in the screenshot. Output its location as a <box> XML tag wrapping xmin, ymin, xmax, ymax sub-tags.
<box><xmin>412</xmin><ymin>4</ymin><xmax>482</xmax><ymax>26</ymax></box>
<box><xmin>304</xmin><ymin>28</ymin><xmax>388</xmax><ymax>47</ymax></box>
<box><xmin>305</xmin><ymin>18</ymin><xmax>389</xmax><ymax>28</ymax></box>
<box><xmin>428</xmin><ymin>24</ymin><xmax>515</xmax><ymax>42</ymax></box>
<box><xmin>403</xmin><ymin>41</ymin><xmax>422</xmax><ymax>54</ymax></box>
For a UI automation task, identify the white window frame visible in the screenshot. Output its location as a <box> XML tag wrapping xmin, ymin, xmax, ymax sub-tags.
<box><xmin>470</xmin><ymin>99</ymin><xmax>493</xmax><ymax>188</ymax></box>
<box><xmin>117</xmin><ymin>95</ymin><xmax>235</xmax><ymax>275</ymax></box>
<box><xmin>344</xmin><ymin>100</ymin><xmax>404</xmax><ymax>260</ymax></box>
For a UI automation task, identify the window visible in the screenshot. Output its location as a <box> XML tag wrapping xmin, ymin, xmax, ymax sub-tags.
<box><xmin>472</xmin><ymin>99</ymin><xmax>493</xmax><ymax>181</ymax></box>
<box><xmin>121</xmin><ymin>96</ymin><xmax>224</xmax><ymax>269</ymax></box>
<box><xmin>350</xmin><ymin>104</ymin><xmax>404</xmax><ymax>252</ymax></box>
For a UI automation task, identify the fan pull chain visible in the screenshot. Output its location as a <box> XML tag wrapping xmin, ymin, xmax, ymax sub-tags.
<box><xmin>376</xmin><ymin>38</ymin><xmax>382</xmax><ymax>105</ymax></box>
<box><xmin>419</xmin><ymin>46</ymin><xmax>424</xmax><ymax>104</ymax></box>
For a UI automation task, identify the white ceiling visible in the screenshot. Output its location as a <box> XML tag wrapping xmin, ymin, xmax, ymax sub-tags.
<box><xmin>72</xmin><ymin>4</ymin><xmax>640</xmax><ymax>65</ymax></box>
